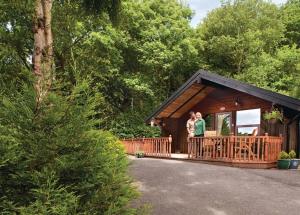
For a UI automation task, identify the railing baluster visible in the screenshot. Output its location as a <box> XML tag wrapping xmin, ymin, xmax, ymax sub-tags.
<box><xmin>200</xmin><ymin>138</ymin><xmax>202</xmax><ymax>159</ymax></box>
<box><xmin>220</xmin><ymin>137</ymin><xmax>223</xmax><ymax>159</ymax></box>
<box><xmin>196</xmin><ymin>138</ymin><xmax>198</xmax><ymax>159</ymax></box>
<box><xmin>258</xmin><ymin>137</ymin><xmax>260</xmax><ymax>161</ymax></box>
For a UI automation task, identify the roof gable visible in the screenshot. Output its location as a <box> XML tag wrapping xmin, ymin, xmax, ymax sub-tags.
<box><xmin>146</xmin><ymin>70</ymin><xmax>300</xmax><ymax>122</ymax></box>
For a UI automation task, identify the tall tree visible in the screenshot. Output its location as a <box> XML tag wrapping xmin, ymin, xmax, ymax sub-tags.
<box><xmin>281</xmin><ymin>0</ymin><xmax>300</xmax><ymax>47</ymax></box>
<box><xmin>235</xmin><ymin>45</ymin><xmax>300</xmax><ymax>97</ymax></box>
<box><xmin>196</xmin><ymin>0</ymin><xmax>285</xmax><ymax>76</ymax></box>
<box><xmin>33</xmin><ymin>0</ymin><xmax>53</xmax><ymax>107</ymax></box>
<box><xmin>121</xmin><ymin>0</ymin><xmax>200</xmax><ymax>99</ymax></box>
<box><xmin>32</xmin><ymin>0</ymin><xmax>121</xmax><ymax>107</ymax></box>
<box><xmin>1</xmin><ymin>1</ymin><xmax>140</xmax><ymax>214</ymax></box>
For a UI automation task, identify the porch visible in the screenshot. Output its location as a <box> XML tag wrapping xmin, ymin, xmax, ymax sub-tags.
<box><xmin>145</xmin><ymin>71</ymin><xmax>300</xmax><ymax>156</ymax></box>
<box><xmin>122</xmin><ymin>134</ymin><xmax>283</xmax><ymax>168</ymax></box>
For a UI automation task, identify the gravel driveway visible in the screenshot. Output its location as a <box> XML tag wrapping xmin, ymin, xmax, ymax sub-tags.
<box><xmin>129</xmin><ymin>156</ymin><xmax>300</xmax><ymax>215</ymax></box>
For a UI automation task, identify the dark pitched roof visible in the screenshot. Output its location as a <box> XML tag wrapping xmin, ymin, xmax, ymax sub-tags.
<box><xmin>146</xmin><ymin>70</ymin><xmax>300</xmax><ymax>122</ymax></box>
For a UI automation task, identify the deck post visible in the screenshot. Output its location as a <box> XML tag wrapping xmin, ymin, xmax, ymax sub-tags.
<box><xmin>142</xmin><ymin>136</ymin><xmax>145</xmax><ymax>156</ymax></box>
<box><xmin>265</xmin><ymin>133</ymin><xmax>269</xmax><ymax>161</ymax></box>
<box><xmin>279</xmin><ymin>133</ymin><xmax>283</xmax><ymax>151</ymax></box>
<box><xmin>230</xmin><ymin>132</ymin><xmax>234</xmax><ymax>159</ymax></box>
<box><xmin>279</xmin><ymin>133</ymin><xmax>283</xmax><ymax>158</ymax></box>
<box><xmin>188</xmin><ymin>137</ymin><xmax>190</xmax><ymax>159</ymax></box>
<box><xmin>168</xmin><ymin>135</ymin><xmax>172</xmax><ymax>157</ymax></box>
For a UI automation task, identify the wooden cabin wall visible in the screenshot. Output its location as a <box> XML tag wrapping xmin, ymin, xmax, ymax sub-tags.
<box><xmin>162</xmin><ymin>118</ymin><xmax>179</xmax><ymax>153</ymax></box>
<box><xmin>176</xmin><ymin>88</ymin><xmax>275</xmax><ymax>153</ymax></box>
<box><xmin>161</xmin><ymin>87</ymin><xmax>299</xmax><ymax>155</ymax></box>
<box><xmin>178</xmin><ymin>118</ymin><xmax>188</xmax><ymax>153</ymax></box>
<box><xmin>288</xmin><ymin>120</ymin><xmax>298</xmax><ymax>152</ymax></box>
<box><xmin>297</xmin><ymin>119</ymin><xmax>300</xmax><ymax>157</ymax></box>
<box><xmin>194</xmin><ymin>89</ymin><xmax>272</xmax><ymax>115</ymax></box>
<box><xmin>275</xmin><ymin>117</ymin><xmax>299</xmax><ymax>153</ymax></box>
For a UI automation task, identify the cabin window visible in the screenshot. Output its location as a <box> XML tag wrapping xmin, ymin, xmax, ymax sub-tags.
<box><xmin>236</xmin><ymin>108</ymin><xmax>261</xmax><ymax>136</ymax></box>
<box><xmin>216</xmin><ymin>112</ymin><xmax>232</xmax><ymax>136</ymax></box>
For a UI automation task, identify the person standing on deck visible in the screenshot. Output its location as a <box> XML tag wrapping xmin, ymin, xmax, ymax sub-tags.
<box><xmin>186</xmin><ymin>111</ymin><xmax>196</xmax><ymax>141</ymax></box>
<box><xmin>195</xmin><ymin>112</ymin><xmax>206</xmax><ymax>137</ymax></box>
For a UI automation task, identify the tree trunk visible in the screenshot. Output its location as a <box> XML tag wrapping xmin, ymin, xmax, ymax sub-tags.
<box><xmin>33</xmin><ymin>0</ymin><xmax>53</xmax><ymax>108</ymax></box>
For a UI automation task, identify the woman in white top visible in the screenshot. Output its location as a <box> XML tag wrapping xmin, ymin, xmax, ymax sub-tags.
<box><xmin>186</xmin><ymin>111</ymin><xmax>196</xmax><ymax>141</ymax></box>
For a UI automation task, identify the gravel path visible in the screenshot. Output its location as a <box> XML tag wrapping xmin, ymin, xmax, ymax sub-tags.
<box><xmin>129</xmin><ymin>156</ymin><xmax>300</xmax><ymax>215</ymax></box>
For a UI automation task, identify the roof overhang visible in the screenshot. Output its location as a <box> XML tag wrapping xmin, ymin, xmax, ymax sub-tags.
<box><xmin>146</xmin><ymin>70</ymin><xmax>300</xmax><ymax>123</ymax></box>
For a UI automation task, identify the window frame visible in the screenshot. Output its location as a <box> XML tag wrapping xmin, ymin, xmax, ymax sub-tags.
<box><xmin>235</xmin><ymin>108</ymin><xmax>261</xmax><ymax>136</ymax></box>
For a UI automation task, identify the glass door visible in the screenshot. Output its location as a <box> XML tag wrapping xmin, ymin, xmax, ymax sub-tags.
<box><xmin>215</xmin><ymin>112</ymin><xmax>232</xmax><ymax>136</ymax></box>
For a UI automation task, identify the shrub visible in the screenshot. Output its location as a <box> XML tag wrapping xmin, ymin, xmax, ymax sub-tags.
<box><xmin>289</xmin><ymin>150</ymin><xmax>297</xmax><ymax>159</ymax></box>
<box><xmin>109</xmin><ymin>112</ymin><xmax>161</xmax><ymax>138</ymax></box>
<box><xmin>278</xmin><ymin>151</ymin><xmax>290</xmax><ymax>159</ymax></box>
<box><xmin>0</xmin><ymin>82</ymin><xmax>138</xmax><ymax>214</ymax></box>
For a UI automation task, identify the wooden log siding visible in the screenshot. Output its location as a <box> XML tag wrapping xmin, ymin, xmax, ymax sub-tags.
<box><xmin>122</xmin><ymin>137</ymin><xmax>172</xmax><ymax>158</ymax></box>
<box><xmin>189</xmin><ymin>135</ymin><xmax>282</xmax><ymax>163</ymax></box>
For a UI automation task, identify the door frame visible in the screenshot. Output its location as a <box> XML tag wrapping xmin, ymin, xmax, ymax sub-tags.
<box><xmin>215</xmin><ymin>112</ymin><xmax>233</xmax><ymax>135</ymax></box>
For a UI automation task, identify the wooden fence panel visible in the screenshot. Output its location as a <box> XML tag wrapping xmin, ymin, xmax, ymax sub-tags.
<box><xmin>122</xmin><ymin>137</ymin><xmax>171</xmax><ymax>158</ymax></box>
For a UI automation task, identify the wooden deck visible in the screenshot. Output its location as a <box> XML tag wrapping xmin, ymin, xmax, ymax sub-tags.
<box><xmin>122</xmin><ymin>134</ymin><xmax>283</xmax><ymax>168</ymax></box>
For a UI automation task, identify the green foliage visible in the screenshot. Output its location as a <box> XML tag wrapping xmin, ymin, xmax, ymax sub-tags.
<box><xmin>281</xmin><ymin>0</ymin><xmax>300</xmax><ymax>46</ymax></box>
<box><xmin>236</xmin><ymin>45</ymin><xmax>300</xmax><ymax>97</ymax></box>
<box><xmin>279</xmin><ymin>151</ymin><xmax>290</xmax><ymax>159</ymax></box>
<box><xmin>263</xmin><ymin>109</ymin><xmax>283</xmax><ymax>122</ymax></box>
<box><xmin>289</xmin><ymin>150</ymin><xmax>297</xmax><ymax>159</ymax></box>
<box><xmin>109</xmin><ymin>111</ymin><xmax>161</xmax><ymax>138</ymax></box>
<box><xmin>1</xmin><ymin>0</ymin><xmax>300</xmax><ymax>212</ymax></box>
<box><xmin>0</xmin><ymin>82</ymin><xmax>138</xmax><ymax>214</ymax></box>
<box><xmin>121</xmin><ymin>0</ymin><xmax>201</xmax><ymax>99</ymax></box>
<box><xmin>197</xmin><ymin>0</ymin><xmax>285</xmax><ymax>75</ymax></box>
<box><xmin>124</xmin><ymin>77</ymin><xmax>154</xmax><ymax>97</ymax></box>
<box><xmin>0</xmin><ymin>1</ymin><xmax>33</xmax><ymax>91</ymax></box>
<box><xmin>196</xmin><ymin>0</ymin><xmax>300</xmax><ymax>100</ymax></box>
<box><xmin>18</xmin><ymin>171</ymin><xmax>79</xmax><ymax>215</ymax></box>
<box><xmin>44</xmin><ymin>0</ymin><xmax>300</xmax><ymax>140</ymax></box>
<box><xmin>221</xmin><ymin>120</ymin><xmax>230</xmax><ymax>136</ymax></box>
<box><xmin>81</xmin><ymin>0</ymin><xmax>121</xmax><ymax>25</ymax></box>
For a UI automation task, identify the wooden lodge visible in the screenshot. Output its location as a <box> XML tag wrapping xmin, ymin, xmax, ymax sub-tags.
<box><xmin>123</xmin><ymin>70</ymin><xmax>300</xmax><ymax>168</ymax></box>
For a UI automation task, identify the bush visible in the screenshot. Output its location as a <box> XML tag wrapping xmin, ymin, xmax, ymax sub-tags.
<box><xmin>289</xmin><ymin>150</ymin><xmax>297</xmax><ymax>159</ymax></box>
<box><xmin>0</xmin><ymin>83</ymin><xmax>138</xmax><ymax>214</ymax></box>
<box><xmin>278</xmin><ymin>151</ymin><xmax>290</xmax><ymax>159</ymax></box>
<box><xmin>109</xmin><ymin>111</ymin><xmax>161</xmax><ymax>138</ymax></box>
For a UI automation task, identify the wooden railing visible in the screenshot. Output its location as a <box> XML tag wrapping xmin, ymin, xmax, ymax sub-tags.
<box><xmin>189</xmin><ymin>134</ymin><xmax>283</xmax><ymax>163</ymax></box>
<box><xmin>122</xmin><ymin>134</ymin><xmax>283</xmax><ymax>163</ymax></box>
<box><xmin>122</xmin><ymin>137</ymin><xmax>172</xmax><ymax>158</ymax></box>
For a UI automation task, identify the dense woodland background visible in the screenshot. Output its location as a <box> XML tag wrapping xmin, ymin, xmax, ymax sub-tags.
<box><xmin>0</xmin><ymin>0</ymin><xmax>299</xmax><ymax>214</ymax></box>
<box><xmin>1</xmin><ymin>0</ymin><xmax>300</xmax><ymax>138</ymax></box>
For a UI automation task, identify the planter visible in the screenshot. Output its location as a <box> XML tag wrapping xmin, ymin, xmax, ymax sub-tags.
<box><xmin>289</xmin><ymin>159</ymin><xmax>300</xmax><ymax>170</ymax></box>
<box><xmin>269</xmin><ymin>118</ymin><xmax>278</xmax><ymax>124</ymax></box>
<box><xmin>135</xmin><ymin>152</ymin><xmax>144</xmax><ymax>158</ymax></box>
<box><xmin>277</xmin><ymin>159</ymin><xmax>290</xmax><ymax>169</ymax></box>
